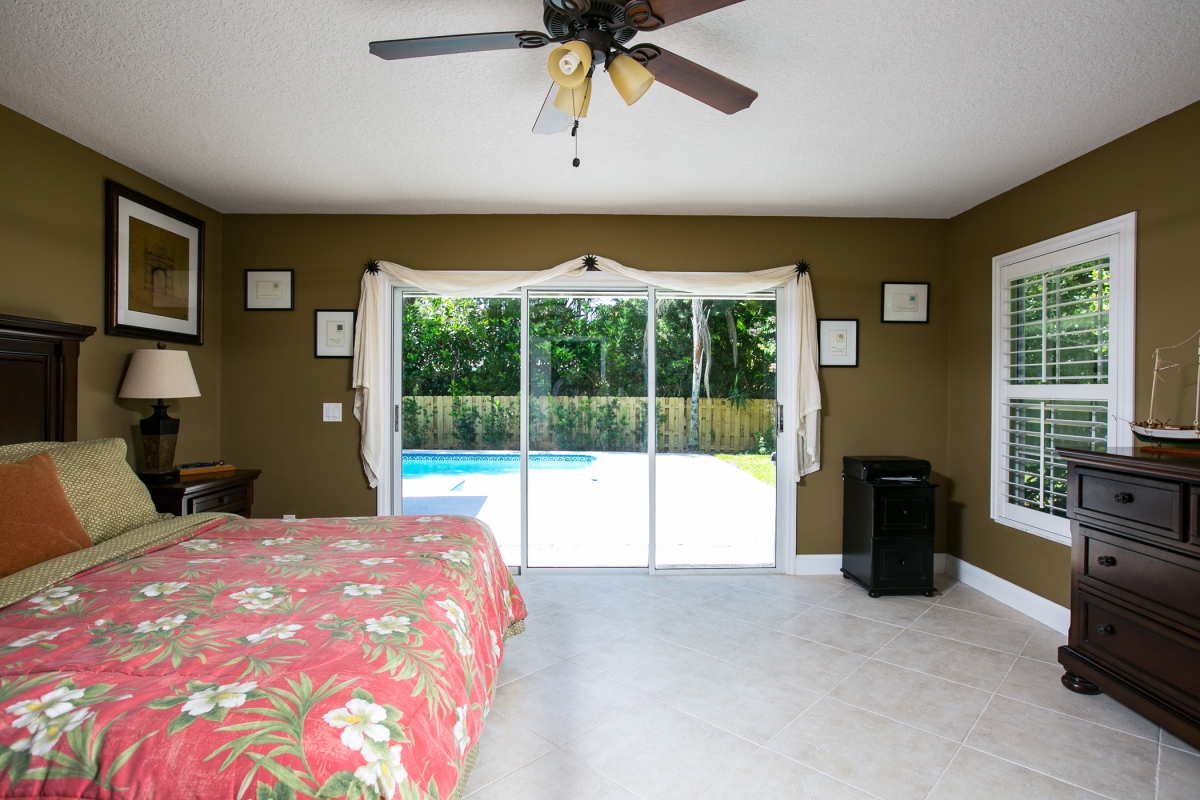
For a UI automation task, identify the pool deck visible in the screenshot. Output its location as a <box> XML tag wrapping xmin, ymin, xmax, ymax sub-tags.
<box><xmin>401</xmin><ymin>451</ymin><xmax>776</xmax><ymax>568</ymax></box>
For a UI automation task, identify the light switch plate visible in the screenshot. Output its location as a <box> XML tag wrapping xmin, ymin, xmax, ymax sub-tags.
<box><xmin>323</xmin><ymin>403</ymin><xmax>342</xmax><ymax>422</ymax></box>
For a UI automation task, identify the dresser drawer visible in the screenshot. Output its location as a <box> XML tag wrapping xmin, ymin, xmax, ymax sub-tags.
<box><xmin>191</xmin><ymin>486</ymin><xmax>248</xmax><ymax>514</ymax></box>
<box><xmin>1084</xmin><ymin>535</ymin><xmax>1200</xmax><ymax>622</ymax></box>
<box><xmin>1081</xmin><ymin>598</ymin><xmax>1200</xmax><ymax>703</ymax></box>
<box><xmin>1077</xmin><ymin>468</ymin><xmax>1185</xmax><ymax>539</ymax></box>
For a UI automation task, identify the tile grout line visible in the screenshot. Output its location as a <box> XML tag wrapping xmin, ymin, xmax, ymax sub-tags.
<box><xmin>921</xmin><ymin>643</ymin><xmax>1024</xmax><ymax>800</ymax></box>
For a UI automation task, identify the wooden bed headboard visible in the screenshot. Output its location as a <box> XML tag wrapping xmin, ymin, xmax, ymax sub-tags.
<box><xmin>0</xmin><ymin>314</ymin><xmax>96</xmax><ymax>446</ymax></box>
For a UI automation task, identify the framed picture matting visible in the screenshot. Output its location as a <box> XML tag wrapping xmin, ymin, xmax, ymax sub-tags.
<box><xmin>315</xmin><ymin>309</ymin><xmax>355</xmax><ymax>358</ymax></box>
<box><xmin>105</xmin><ymin>181</ymin><xmax>204</xmax><ymax>344</ymax></box>
<box><xmin>245</xmin><ymin>270</ymin><xmax>295</xmax><ymax>311</ymax></box>
<box><xmin>881</xmin><ymin>282</ymin><xmax>930</xmax><ymax>323</ymax></box>
<box><xmin>819</xmin><ymin>319</ymin><xmax>858</xmax><ymax>367</ymax></box>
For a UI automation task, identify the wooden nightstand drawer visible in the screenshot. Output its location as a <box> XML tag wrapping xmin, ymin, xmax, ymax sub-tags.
<box><xmin>192</xmin><ymin>487</ymin><xmax>248</xmax><ymax>514</ymax></box>
<box><xmin>143</xmin><ymin>469</ymin><xmax>260</xmax><ymax>518</ymax></box>
<box><xmin>1076</xmin><ymin>467</ymin><xmax>1185</xmax><ymax>540</ymax></box>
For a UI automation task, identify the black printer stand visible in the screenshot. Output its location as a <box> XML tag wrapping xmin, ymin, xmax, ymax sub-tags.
<box><xmin>841</xmin><ymin>456</ymin><xmax>937</xmax><ymax>598</ymax></box>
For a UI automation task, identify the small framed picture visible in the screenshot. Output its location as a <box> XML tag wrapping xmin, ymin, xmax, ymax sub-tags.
<box><xmin>315</xmin><ymin>309</ymin><xmax>355</xmax><ymax>358</ymax></box>
<box><xmin>105</xmin><ymin>181</ymin><xmax>204</xmax><ymax>344</ymax></box>
<box><xmin>881</xmin><ymin>282</ymin><xmax>930</xmax><ymax>323</ymax></box>
<box><xmin>245</xmin><ymin>270</ymin><xmax>294</xmax><ymax>310</ymax></box>
<box><xmin>819</xmin><ymin>319</ymin><xmax>858</xmax><ymax>367</ymax></box>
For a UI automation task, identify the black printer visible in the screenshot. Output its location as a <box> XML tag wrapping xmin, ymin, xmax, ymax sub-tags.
<box><xmin>841</xmin><ymin>455</ymin><xmax>937</xmax><ymax>597</ymax></box>
<box><xmin>842</xmin><ymin>456</ymin><xmax>932</xmax><ymax>483</ymax></box>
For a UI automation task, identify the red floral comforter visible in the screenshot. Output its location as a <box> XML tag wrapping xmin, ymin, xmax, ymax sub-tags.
<box><xmin>0</xmin><ymin>515</ymin><xmax>526</xmax><ymax>800</ymax></box>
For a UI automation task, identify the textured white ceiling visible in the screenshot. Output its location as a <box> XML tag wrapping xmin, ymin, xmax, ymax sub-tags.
<box><xmin>2</xmin><ymin>0</ymin><xmax>1198</xmax><ymax>216</ymax></box>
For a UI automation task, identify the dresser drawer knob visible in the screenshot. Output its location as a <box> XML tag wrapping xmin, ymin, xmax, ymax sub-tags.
<box><xmin>219</xmin><ymin>496</ymin><xmax>230</xmax><ymax>504</ymax></box>
<box><xmin>1096</xmin><ymin>556</ymin><xmax>1117</xmax><ymax>568</ymax></box>
<box><xmin>1113</xmin><ymin>492</ymin><xmax>1134</xmax><ymax>504</ymax></box>
<box><xmin>1095</xmin><ymin>623</ymin><xmax>1114</xmax><ymax>637</ymax></box>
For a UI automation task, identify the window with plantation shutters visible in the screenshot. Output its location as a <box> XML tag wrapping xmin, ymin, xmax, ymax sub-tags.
<box><xmin>991</xmin><ymin>216</ymin><xmax>1135</xmax><ymax>544</ymax></box>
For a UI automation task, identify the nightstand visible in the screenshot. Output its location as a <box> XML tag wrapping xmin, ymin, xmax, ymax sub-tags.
<box><xmin>142</xmin><ymin>469</ymin><xmax>261</xmax><ymax>518</ymax></box>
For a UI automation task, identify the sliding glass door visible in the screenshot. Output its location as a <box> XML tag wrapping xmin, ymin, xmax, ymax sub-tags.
<box><xmin>399</xmin><ymin>296</ymin><xmax>522</xmax><ymax>566</ymax></box>
<box><xmin>654</xmin><ymin>296</ymin><xmax>778</xmax><ymax>568</ymax></box>
<box><xmin>527</xmin><ymin>294</ymin><xmax>649</xmax><ymax>567</ymax></box>
<box><xmin>395</xmin><ymin>284</ymin><xmax>779</xmax><ymax>571</ymax></box>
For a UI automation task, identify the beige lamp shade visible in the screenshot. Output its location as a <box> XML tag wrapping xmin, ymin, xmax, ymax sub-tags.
<box><xmin>118</xmin><ymin>349</ymin><xmax>201</xmax><ymax>400</ymax></box>
<box><xmin>608</xmin><ymin>54</ymin><xmax>654</xmax><ymax>106</ymax></box>
<box><xmin>553</xmin><ymin>79</ymin><xmax>592</xmax><ymax>118</ymax></box>
<box><xmin>547</xmin><ymin>41</ymin><xmax>592</xmax><ymax>89</ymax></box>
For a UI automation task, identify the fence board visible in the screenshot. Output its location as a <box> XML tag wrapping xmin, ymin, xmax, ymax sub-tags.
<box><xmin>401</xmin><ymin>395</ymin><xmax>775</xmax><ymax>453</ymax></box>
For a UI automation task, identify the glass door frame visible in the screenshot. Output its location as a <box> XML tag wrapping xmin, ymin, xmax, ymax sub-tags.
<box><xmin>388</xmin><ymin>274</ymin><xmax>797</xmax><ymax>576</ymax></box>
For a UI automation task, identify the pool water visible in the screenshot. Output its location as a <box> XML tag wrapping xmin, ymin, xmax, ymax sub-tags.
<box><xmin>401</xmin><ymin>451</ymin><xmax>596</xmax><ymax>478</ymax></box>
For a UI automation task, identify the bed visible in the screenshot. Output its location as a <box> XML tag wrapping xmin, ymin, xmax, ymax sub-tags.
<box><xmin>0</xmin><ymin>315</ymin><xmax>527</xmax><ymax>800</ymax></box>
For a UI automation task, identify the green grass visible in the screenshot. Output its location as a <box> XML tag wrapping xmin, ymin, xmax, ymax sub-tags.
<box><xmin>713</xmin><ymin>454</ymin><xmax>776</xmax><ymax>486</ymax></box>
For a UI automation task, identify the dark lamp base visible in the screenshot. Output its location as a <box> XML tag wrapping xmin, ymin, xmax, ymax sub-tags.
<box><xmin>140</xmin><ymin>402</ymin><xmax>181</xmax><ymax>476</ymax></box>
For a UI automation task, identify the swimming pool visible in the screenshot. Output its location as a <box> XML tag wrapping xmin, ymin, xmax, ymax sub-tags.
<box><xmin>400</xmin><ymin>451</ymin><xmax>596</xmax><ymax>478</ymax></box>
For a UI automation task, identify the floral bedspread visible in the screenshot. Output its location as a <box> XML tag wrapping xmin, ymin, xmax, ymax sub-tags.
<box><xmin>0</xmin><ymin>515</ymin><xmax>526</xmax><ymax>800</ymax></box>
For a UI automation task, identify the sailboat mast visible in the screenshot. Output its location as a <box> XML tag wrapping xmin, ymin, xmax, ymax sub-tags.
<box><xmin>1194</xmin><ymin>340</ymin><xmax>1199</xmax><ymax>429</ymax></box>
<box><xmin>1149</xmin><ymin>349</ymin><xmax>1161</xmax><ymax>424</ymax></box>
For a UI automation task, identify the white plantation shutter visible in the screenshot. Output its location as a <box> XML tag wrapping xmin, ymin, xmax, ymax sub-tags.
<box><xmin>991</xmin><ymin>217</ymin><xmax>1135</xmax><ymax>544</ymax></box>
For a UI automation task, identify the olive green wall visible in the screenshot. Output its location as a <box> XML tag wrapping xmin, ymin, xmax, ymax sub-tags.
<box><xmin>221</xmin><ymin>215</ymin><xmax>949</xmax><ymax>557</ymax></box>
<box><xmin>0</xmin><ymin>104</ymin><xmax>223</xmax><ymax>467</ymax></box>
<box><xmin>946</xmin><ymin>100</ymin><xmax>1200</xmax><ymax>606</ymax></box>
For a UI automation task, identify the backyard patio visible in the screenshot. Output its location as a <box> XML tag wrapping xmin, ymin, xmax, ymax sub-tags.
<box><xmin>401</xmin><ymin>451</ymin><xmax>776</xmax><ymax>569</ymax></box>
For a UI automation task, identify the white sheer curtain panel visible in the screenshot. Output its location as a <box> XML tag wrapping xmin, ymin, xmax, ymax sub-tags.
<box><xmin>352</xmin><ymin>255</ymin><xmax>821</xmax><ymax>489</ymax></box>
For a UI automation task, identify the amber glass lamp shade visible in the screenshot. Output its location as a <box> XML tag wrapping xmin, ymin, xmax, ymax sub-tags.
<box><xmin>547</xmin><ymin>41</ymin><xmax>592</xmax><ymax>89</ymax></box>
<box><xmin>553</xmin><ymin>79</ymin><xmax>592</xmax><ymax>118</ymax></box>
<box><xmin>607</xmin><ymin>54</ymin><xmax>655</xmax><ymax>106</ymax></box>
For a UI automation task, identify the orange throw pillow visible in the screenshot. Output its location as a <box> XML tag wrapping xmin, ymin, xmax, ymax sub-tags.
<box><xmin>0</xmin><ymin>452</ymin><xmax>92</xmax><ymax>578</ymax></box>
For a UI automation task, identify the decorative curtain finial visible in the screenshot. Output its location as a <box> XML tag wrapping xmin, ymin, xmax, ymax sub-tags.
<box><xmin>796</xmin><ymin>260</ymin><xmax>811</xmax><ymax>275</ymax></box>
<box><xmin>582</xmin><ymin>254</ymin><xmax>599</xmax><ymax>271</ymax></box>
<box><xmin>364</xmin><ymin>260</ymin><xmax>381</xmax><ymax>275</ymax></box>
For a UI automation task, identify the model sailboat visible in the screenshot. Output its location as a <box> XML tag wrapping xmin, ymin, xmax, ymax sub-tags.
<box><xmin>1130</xmin><ymin>328</ymin><xmax>1200</xmax><ymax>448</ymax></box>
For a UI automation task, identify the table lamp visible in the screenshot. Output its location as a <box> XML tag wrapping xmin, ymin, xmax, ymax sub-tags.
<box><xmin>118</xmin><ymin>343</ymin><xmax>201</xmax><ymax>480</ymax></box>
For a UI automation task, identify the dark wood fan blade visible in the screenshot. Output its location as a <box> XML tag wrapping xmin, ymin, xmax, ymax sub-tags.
<box><xmin>369</xmin><ymin>31</ymin><xmax>551</xmax><ymax>60</ymax></box>
<box><xmin>633</xmin><ymin>0</ymin><xmax>746</xmax><ymax>29</ymax></box>
<box><xmin>630</xmin><ymin>45</ymin><xmax>757</xmax><ymax>114</ymax></box>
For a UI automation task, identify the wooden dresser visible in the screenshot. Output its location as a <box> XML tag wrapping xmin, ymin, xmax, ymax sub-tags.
<box><xmin>1058</xmin><ymin>447</ymin><xmax>1200</xmax><ymax>749</ymax></box>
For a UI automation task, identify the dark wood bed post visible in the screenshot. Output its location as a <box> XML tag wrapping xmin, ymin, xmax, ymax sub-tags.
<box><xmin>0</xmin><ymin>314</ymin><xmax>96</xmax><ymax>445</ymax></box>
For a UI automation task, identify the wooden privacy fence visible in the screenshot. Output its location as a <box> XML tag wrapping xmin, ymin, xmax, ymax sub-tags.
<box><xmin>401</xmin><ymin>395</ymin><xmax>776</xmax><ymax>453</ymax></box>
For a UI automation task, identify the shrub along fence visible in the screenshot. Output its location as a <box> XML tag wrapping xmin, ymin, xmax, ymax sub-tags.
<box><xmin>401</xmin><ymin>395</ymin><xmax>776</xmax><ymax>454</ymax></box>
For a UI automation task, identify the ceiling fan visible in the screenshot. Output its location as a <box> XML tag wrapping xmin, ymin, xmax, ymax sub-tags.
<box><xmin>369</xmin><ymin>0</ymin><xmax>758</xmax><ymax>141</ymax></box>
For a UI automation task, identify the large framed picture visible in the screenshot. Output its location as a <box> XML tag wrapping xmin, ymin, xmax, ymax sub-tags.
<box><xmin>245</xmin><ymin>270</ymin><xmax>295</xmax><ymax>311</ymax></box>
<box><xmin>105</xmin><ymin>181</ymin><xmax>204</xmax><ymax>344</ymax></box>
<box><xmin>818</xmin><ymin>319</ymin><xmax>858</xmax><ymax>367</ymax></box>
<box><xmin>881</xmin><ymin>282</ymin><xmax>930</xmax><ymax>323</ymax></box>
<box><xmin>315</xmin><ymin>309</ymin><xmax>355</xmax><ymax>358</ymax></box>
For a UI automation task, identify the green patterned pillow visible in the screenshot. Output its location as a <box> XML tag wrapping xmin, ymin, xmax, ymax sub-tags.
<box><xmin>0</xmin><ymin>438</ymin><xmax>162</xmax><ymax>544</ymax></box>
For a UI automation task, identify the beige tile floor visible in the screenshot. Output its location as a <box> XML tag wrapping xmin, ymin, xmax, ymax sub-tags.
<box><xmin>466</xmin><ymin>573</ymin><xmax>1200</xmax><ymax>800</ymax></box>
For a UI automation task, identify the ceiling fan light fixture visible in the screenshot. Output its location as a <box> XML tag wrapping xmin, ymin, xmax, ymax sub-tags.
<box><xmin>548</xmin><ymin>41</ymin><xmax>592</xmax><ymax>89</ymax></box>
<box><xmin>552</xmin><ymin>79</ymin><xmax>592</xmax><ymax>118</ymax></box>
<box><xmin>607</xmin><ymin>53</ymin><xmax>655</xmax><ymax>106</ymax></box>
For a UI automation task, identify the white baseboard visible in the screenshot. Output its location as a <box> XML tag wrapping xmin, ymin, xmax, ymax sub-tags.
<box><xmin>945</xmin><ymin>555</ymin><xmax>1070</xmax><ymax>634</ymax></box>
<box><xmin>791</xmin><ymin>554</ymin><xmax>844</xmax><ymax>575</ymax></box>
<box><xmin>790</xmin><ymin>552</ymin><xmax>949</xmax><ymax>577</ymax></box>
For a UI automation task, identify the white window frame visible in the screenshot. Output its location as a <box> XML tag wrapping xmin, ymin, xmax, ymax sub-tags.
<box><xmin>990</xmin><ymin>213</ymin><xmax>1136</xmax><ymax>544</ymax></box>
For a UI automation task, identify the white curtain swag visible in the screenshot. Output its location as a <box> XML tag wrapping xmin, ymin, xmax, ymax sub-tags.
<box><xmin>352</xmin><ymin>256</ymin><xmax>821</xmax><ymax>488</ymax></box>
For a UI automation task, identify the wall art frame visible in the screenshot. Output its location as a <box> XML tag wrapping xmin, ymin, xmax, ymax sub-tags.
<box><xmin>315</xmin><ymin>309</ymin><xmax>355</xmax><ymax>358</ymax></box>
<box><xmin>105</xmin><ymin>180</ymin><xmax>204</xmax><ymax>344</ymax></box>
<box><xmin>818</xmin><ymin>319</ymin><xmax>859</xmax><ymax>367</ymax></box>
<box><xmin>881</xmin><ymin>282</ymin><xmax>930</xmax><ymax>323</ymax></box>
<box><xmin>245</xmin><ymin>269</ymin><xmax>295</xmax><ymax>311</ymax></box>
